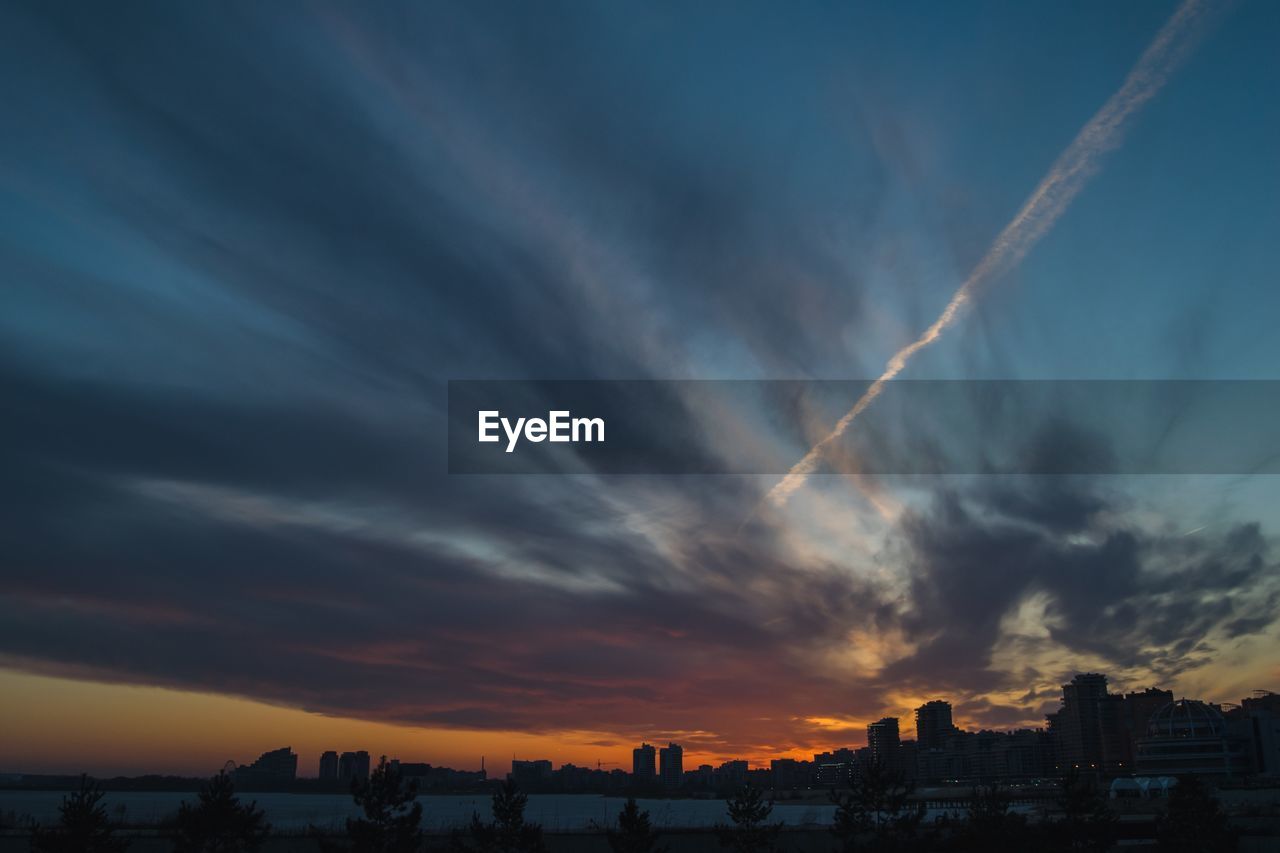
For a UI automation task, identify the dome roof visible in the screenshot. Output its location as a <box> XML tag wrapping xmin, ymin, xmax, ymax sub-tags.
<box><xmin>1146</xmin><ymin>699</ymin><xmax>1225</xmax><ymax>738</ymax></box>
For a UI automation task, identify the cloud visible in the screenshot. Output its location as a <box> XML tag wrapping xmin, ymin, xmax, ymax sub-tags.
<box><xmin>765</xmin><ymin>0</ymin><xmax>1224</xmax><ymax>508</ymax></box>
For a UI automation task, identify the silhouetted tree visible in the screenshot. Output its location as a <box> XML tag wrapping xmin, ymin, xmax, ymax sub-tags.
<box><xmin>31</xmin><ymin>776</ymin><xmax>129</xmax><ymax>853</ymax></box>
<box><xmin>1045</xmin><ymin>769</ymin><xmax>1116</xmax><ymax>852</ymax></box>
<box><xmin>342</xmin><ymin>756</ymin><xmax>423</xmax><ymax>853</ymax></box>
<box><xmin>606</xmin><ymin>798</ymin><xmax>668</xmax><ymax>853</ymax></box>
<box><xmin>716</xmin><ymin>785</ymin><xmax>782</xmax><ymax>853</ymax></box>
<box><xmin>945</xmin><ymin>784</ymin><xmax>1029</xmax><ymax>852</ymax></box>
<box><xmin>1156</xmin><ymin>776</ymin><xmax>1236</xmax><ymax>853</ymax></box>
<box><xmin>829</xmin><ymin>760</ymin><xmax>926</xmax><ymax>852</ymax></box>
<box><xmin>453</xmin><ymin>778</ymin><xmax>546</xmax><ymax>853</ymax></box>
<box><xmin>172</xmin><ymin>772</ymin><xmax>270</xmax><ymax>853</ymax></box>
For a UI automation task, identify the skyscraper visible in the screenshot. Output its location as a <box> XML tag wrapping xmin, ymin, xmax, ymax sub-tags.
<box><xmin>632</xmin><ymin>742</ymin><xmax>656</xmax><ymax>782</ymax></box>
<box><xmin>915</xmin><ymin>701</ymin><xmax>956</xmax><ymax>751</ymax></box>
<box><xmin>1052</xmin><ymin>673</ymin><xmax>1110</xmax><ymax>772</ymax></box>
<box><xmin>659</xmin><ymin>742</ymin><xmax>683</xmax><ymax>787</ymax></box>
<box><xmin>867</xmin><ymin>717</ymin><xmax>901</xmax><ymax>770</ymax></box>
<box><xmin>319</xmin><ymin>750</ymin><xmax>339</xmax><ymax>781</ymax></box>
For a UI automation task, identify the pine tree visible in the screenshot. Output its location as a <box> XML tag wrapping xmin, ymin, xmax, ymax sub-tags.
<box><xmin>172</xmin><ymin>772</ymin><xmax>270</xmax><ymax>853</ymax></box>
<box><xmin>716</xmin><ymin>785</ymin><xmax>782</xmax><ymax>853</ymax></box>
<box><xmin>31</xmin><ymin>776</ymin><xmax>129</xmax><ymax>853</ymax></box>
<box><xmin>345</xmin><ymin>756</ymin><xmax>424</xmax><ymax>853</ymax></box>
<box><xmin>453</xmin><ymin>778</ymin><xmax>546</xmax><ymax>853</ymax></box>
<box><xmin>828</xmin><ymin>760</ymin><xmax>926</xmax><ymax>852</ymax></box>
<box><xmin>606</xmin><ymin>797</ymin><xmax>668</xmax><ymax>853</ymax></box>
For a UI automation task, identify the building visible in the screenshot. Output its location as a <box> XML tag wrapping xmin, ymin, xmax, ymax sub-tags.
<box><xmin>338</xmin><ymin>750</ymin><xmax>371</xmax><ymax>781</ymax></box>
<box><xmin>318</xmin><ymin>750</ymin><xmax>339</xmax><ymax>781</ymax></box>
<box><xmin>716</xmin><ymin>760</ymin><xmax>749</xmax><ymax>788</ymax></box>
<box><xmin>658</xmin><ymin>743</ymin><xmax>683</xmax><ymax>787</ymax></box>
<box><xmin>510</xmin><ymin>759</ymin><xmax>553</xmax><ymax>788</ymax></box>
<box><xmin>1050</xmin><ymin>673</ymin><xmax>1111</xmax><ymax>773</ymax></box>
<box><xmin>632</xmin><ymin>743</ymin><xmax>657</xmax><ymax>783</ymax></box>
<box><xmin>1135</xmin><ymin>699</ymin><xmax>1252</xmax><ymax>777</ymax></box>
<box><xmin>770</xmin><ymin>758</ymin><xmax>813</xmax><ymax>790</ymax></box>
<box><xmin>233</xmin><ymin>746</ymin><xmax>297</xmax><ymax>785</ymax></box>
<box><xmin>814</xmin><ymin>748</ymin><xmax>857</xmax><ymax>787</ymax></box>
<box><xmin>915</xmin><ymin>701</ymin><xmax>956</xmax><ymax>751</ymax></box>
<box><xmin>867</xmin><ymin>717</ymin><xmax>901</xmax><ymax>771</ymax></box>
<box><xmin>1124</xmin><ymin>687</ymin><xmax>1175</xmax><ymax>752</ymax></box>
<box><xmin>1234</xmin><ymin>690</ymin><xmax>1280</xmax><ymax>776</ymax></box>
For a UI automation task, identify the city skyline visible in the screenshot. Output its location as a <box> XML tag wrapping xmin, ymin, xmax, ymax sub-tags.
<box><xmin>3</xmin><ymin>0</ymin><xmax>1280</xmax><ymax>784</ymax></box>
<box><xmin>3</xmin><ymin>668</ymin><xmax>1273</xmax><ymax>780</ymax></box>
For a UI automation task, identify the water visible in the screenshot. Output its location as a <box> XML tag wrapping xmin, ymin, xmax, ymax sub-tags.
<box><xmin>0</xmin><ymin>791</ymin><xmax>841</xmax><ymax>831</ymax></box>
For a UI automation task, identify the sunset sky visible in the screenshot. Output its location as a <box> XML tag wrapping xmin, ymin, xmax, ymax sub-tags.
<box><xmin>2</xmin><ymin>0</ymin><xmax>1280</xmax><ymax>779</ymax></box>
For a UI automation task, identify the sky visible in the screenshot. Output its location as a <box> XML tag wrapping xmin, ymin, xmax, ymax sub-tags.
<box><xmin>2</xmin><ymin>0</ymin><xmax>1279</xmax><ymax>778</ymax></box>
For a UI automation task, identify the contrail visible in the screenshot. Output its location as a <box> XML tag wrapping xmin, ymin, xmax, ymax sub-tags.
<box><xmin>764</xmin><ymin>0</ymin><xmax>1219</xmax><ymax>510</ymax></box>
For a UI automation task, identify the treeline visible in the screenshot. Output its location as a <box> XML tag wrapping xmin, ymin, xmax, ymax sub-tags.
<box><xmin>18</xmin><ymin>757</ymin><xmax>1239</xmax><ymax>852</ymax></box>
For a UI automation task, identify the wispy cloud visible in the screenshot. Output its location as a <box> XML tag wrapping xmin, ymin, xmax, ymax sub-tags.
<box><xmin>766</xmin><ymin>0</ymin><xmax>1223</xmax><ymax>508</ymax></box>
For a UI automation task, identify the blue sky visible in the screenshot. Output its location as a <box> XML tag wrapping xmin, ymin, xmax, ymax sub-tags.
<box><xmin>2</xmin><ymin>0</ymin><xmax>1279</xmax><ymax>771</ymax></box>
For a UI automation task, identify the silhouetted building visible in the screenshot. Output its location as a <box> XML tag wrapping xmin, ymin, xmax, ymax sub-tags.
<box><xmin>338</xmin><ymin>750</ymin><xmax>370</xmax><ymax>781</ymax></box>
<box><xmin>770</xmin><ymin>758</ymin><xmax>813</xmax><ymax>789</ymax></box>
<box><xmin>234</xmin><ymin>746</ymin><xmax>297</xmax><ymax>785</ymax></box>
<box><xmin>318</xmin><ymin>751</ymin><xmax>339</xmax><ymax>781</ymax></box>
<box><xmin>814</xmin><ymin>748</ymin><xmax>857</xmax><ymax>787</ymax></box>
<box><xmin>1098</xmin><ymin>694</ymin><xmax>1131</xmax><ymax>773</ymax></box>
<box><xmin>1124</xmin><ymin>688</ymin><xmax>1174</xmax><ymax>760</ymax></box>
<box><xmin>632</xmin><ymin>743</ymin><xmax>656</xmax><ymax>783</ymax></box>
<box><xmin>915</xmin><ymin>701</ymin><xmax>956</xmax><ymax>751</ymax></box>
<box><xmin>659</xmin><ymin>743</ymin><xmax>683</xmax><ymax>787</ymax></box>
<box><xmin>394</xmin><ymin>762</ymin><xmax>487</xmax><ymax>789</ymax></box>
<box><xmin>867</xmin><ymin>717</ymin><xmax>900</xmax><ymax>771</ymax></box>
<box><xmin>1234</xmin><ymin>690</ymin><xmax>1280</xmax><ymax>776</ymax></box>
<box><xmin>1136</xmin><ymin>699</ymin><xmax>1252</xmax><ymax>777</ymax></box>
<box><xmin>1050</xmin><ymin>673</ymin><xmax>1110</xmax><ymax>772</ymax></box>
<box><xmin>510</xmin><ymin>759</ymin><xmax>553</xmax><ymax>788</ymax></box>
<box><xmin>716</xmin><ymin>759</ymin><xmax>749</xmax><ymax>788</ymax></box>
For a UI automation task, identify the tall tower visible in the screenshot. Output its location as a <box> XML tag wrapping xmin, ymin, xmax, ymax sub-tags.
<box><xmin>1055</xmin><ymin>673</ymin><xmax>1110</xmax><ymax>772</ymax></box>
<box><xmin>915</xmin><ymin>701</ymin><xmax>956</xmax><ymax>751</ymax></box>
<box><xmin>632</xmin><ymin>742</ymin><xmax>657</xmax><ymax>782</ymax></box>
<box><xmin>867</xmin><ymin>717</ymin><xmax>901</xmax><ymax>770</ymax></box>
<box><xmin>659</xmin><ymin>742</ymin><xmax>684</xmax><ymax>787</ymax></box>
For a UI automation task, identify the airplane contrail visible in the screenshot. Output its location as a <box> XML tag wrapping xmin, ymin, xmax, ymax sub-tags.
<box><xmin>764</xmin><ymin>0</ymin><xmax>1220</xmax><ymax>510</ymax></box>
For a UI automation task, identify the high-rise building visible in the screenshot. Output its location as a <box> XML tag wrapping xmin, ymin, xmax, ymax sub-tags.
<box><xmin>1123</xmin><ymin>687</ymin><xmax>1174</xmax><ymax>760</ymax></box>
<box><xmin>659</xmin><ymin>742</ymin><xmax>683</xmax><ymax>787</ymax></box>
<box><xmin>338</xmin><ymin>750</ymin><xmax>371</xmax><ymax>781</ymax></box>
<box><xmin>632</xmin><ymin>743</ymin><xmax>656</xmax><ymax>782</ymax></box>
<box><xmin>867</xmin><ymin>717</ymin><xmax>901</xmax><ymax>770</ymax></box>
<box><xmin>318</xmin><ymin>750</ymin><xmax>339</xmax><ymax>781</ymax></box>
<box><xmin>915</xmin><ymin>701</ymin><xmax>956</xmax><ymax>751</ymax></box>
<box><xmin>1051</xmin><ymin>673</ymin><xmax>1110</xmax><ymax>772</ymax></box>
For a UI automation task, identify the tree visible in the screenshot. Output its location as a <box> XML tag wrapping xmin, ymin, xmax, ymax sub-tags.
<box><xmin>606</xmin><ymin>797</ymin><xmax>668</xmax><ymax>853</ymax></box>
<box><xmin>453</xmin><ymin>778</ymin><xmax>546</xmax><ymax>853</ymax></box>
<box><xmin>343</xmin><ymin>756</ymin><xmax>424</xmax><ymax>853</ymax></box>
<box><xmin>1156</xmin><ymin>776</ymin><xmax>1236</xmax><ymax>853</ymax></box>
<box><xmin>172</xmin><ymin>772</ymin><xmax>270</xmax><ymax>853</ymax></box>
<box><xmin>716</xmin><ymin>785</ymin><xmax>782</xmax><ymax>853</ymax></box>
<box><xmin>1045</xmin><ymin>769</ymin><xmax>1116</xmax><ymax>852</ymax></box>
<box><xmin>947</xmin><ymin>784</ymin><xmax>1029</xmax><ymax>852</ymax></box>
<box><xmin>31</xmin><ymin>775</ymin><xmax>129</xmax><ymax>853</ymax></box>
<box><xmin>829</xmin><ymin>760</ymin><xmax>926</xmax><ymax>852</ymax></box>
